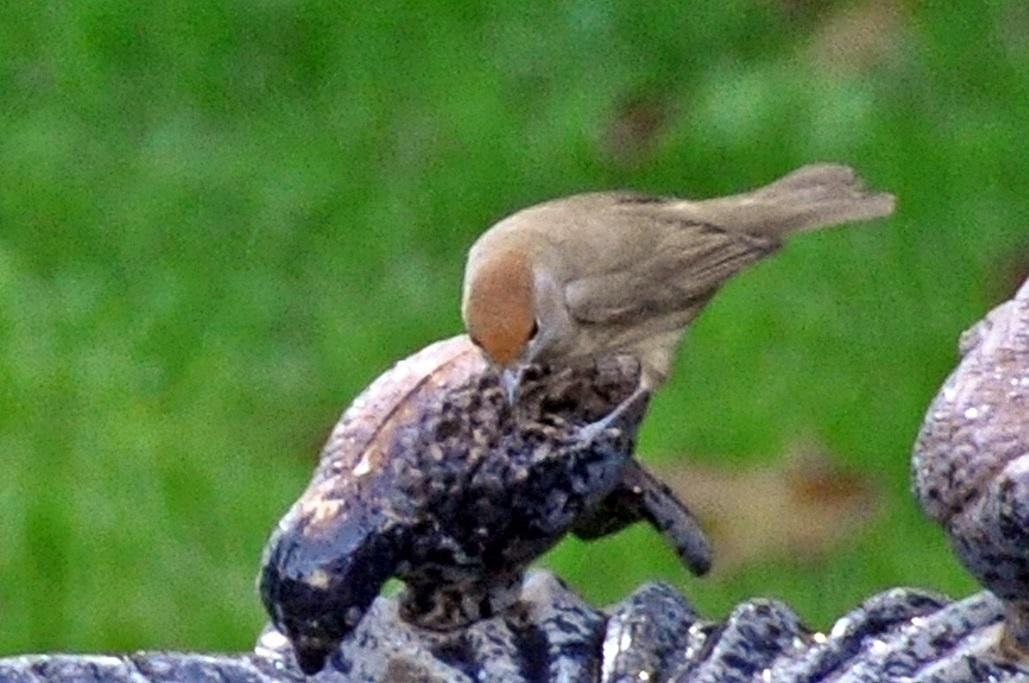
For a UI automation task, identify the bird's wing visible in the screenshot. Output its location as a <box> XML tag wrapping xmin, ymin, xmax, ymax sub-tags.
<box><xmin>554</xmin><ymin>163</ymin><xmax>893</xmax><ymax>326</ymax></box>
<box><xmin>562</xmin><ymin>218</ymin><xmax>777</xmax><ymax>325</ymax></box>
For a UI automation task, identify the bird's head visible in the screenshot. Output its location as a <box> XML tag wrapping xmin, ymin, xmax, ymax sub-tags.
<box><xmin>462</xmin><ymin>249</ymin><xmax>541</xmax><ymax>403</ymax></box>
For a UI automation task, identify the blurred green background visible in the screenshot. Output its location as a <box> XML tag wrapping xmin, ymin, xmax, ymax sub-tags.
<box><xmin>2</xmin><ymin>0</ymin><xmax>1028</xmax><ymax>657</ymax></box>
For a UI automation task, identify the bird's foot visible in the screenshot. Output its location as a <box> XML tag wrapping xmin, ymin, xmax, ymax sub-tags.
<box><xmin>575</xmin><ymin>387</ymin><xmax>651</xmax><ymax>445</ymax></box>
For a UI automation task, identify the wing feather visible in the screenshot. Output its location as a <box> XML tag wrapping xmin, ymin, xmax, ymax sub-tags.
<box><xmin>563</xmin><ymin>220</ymin><xmax>776</xmax><ymax>325</ymax></box>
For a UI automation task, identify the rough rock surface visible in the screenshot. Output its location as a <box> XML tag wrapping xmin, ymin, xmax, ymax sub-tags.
<box><xmin>914</xmin><ymin>277</ymin><xmax>1029</xmax><ymax>657</ymax></box>
<box><xmin>1</xmin><ymin>571</ymin><xmax>1025</xmax><ymax>682</ymax></box>
<box><xmin>258</xmin><ymin>336</ymin><xmax>711</xmax><ymax>673</ymax></box>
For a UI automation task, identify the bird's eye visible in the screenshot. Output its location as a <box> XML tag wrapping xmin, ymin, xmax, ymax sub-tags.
<box><xmin>470</xmin><ymin>336</ymin><xmax>483</xmax><ymax>348</ymax></box>
<box><xmin>528</xmin><ymin>320</ymin><xmax>539</xmax><ymax>340</ymax></box>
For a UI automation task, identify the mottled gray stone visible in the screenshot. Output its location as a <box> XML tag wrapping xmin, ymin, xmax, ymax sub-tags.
<box><xmin>0</xmin><ymin>653</ymin><xmax>303</xmax><ymax>683</ymax></box>
<box><xmin>600</xmin><ymin>582</ymin><xmax>699</xmax><ymax>683</ymax></box>
<box><xmin>3</xmin><ymin>579</ymin><xmax>1029</xmax><ymax>681</ymax></box>
<box><xmin>914</xmin><ymin>277</ymin><xmax>1029</xmax><ymax>657</ymax></box>
<box><xmin>768</xmin><ymin>587</ymin><xmax>949</xmax><ymax>682</ymax></box>
<box><xmin>251</xmin><ymin>571</ymin><xmax>1029</xmax><ymax>683</ymax></box>
<box><xmin>672</xmin><ymin>599</ymin><xmax>810</xmax><ymax>683</ymax></box>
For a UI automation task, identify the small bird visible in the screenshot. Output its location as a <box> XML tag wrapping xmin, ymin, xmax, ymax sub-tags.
<box><xmin>461</xmin><ymin>163</ymin><xmax>894</xmax><ymax>432</ymax></box>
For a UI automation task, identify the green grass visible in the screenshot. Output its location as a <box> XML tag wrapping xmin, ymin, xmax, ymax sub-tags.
<box><xmin>1</xmin><ymin>0</ymin><xmax>1027</xmax><ymax>655</ymax></box>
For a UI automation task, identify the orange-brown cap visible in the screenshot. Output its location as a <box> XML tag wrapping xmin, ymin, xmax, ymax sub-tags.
<box><xmin>464</xmin><ymin>250</ymin><xmax>536</xmax><ymax>368</ymax></box>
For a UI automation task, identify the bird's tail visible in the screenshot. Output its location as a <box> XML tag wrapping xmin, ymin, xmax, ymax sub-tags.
<box><xmin>685</xmin><ymin>163</ymin><xmax>895</xmax><ymax>238</ymax></box>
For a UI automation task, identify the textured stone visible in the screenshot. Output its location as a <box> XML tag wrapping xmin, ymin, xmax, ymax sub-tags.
<box><xmin>258</xmin><ymin>335</ymin><xmax>710</xmax><ymax>673</ymax></box>
<box><xmin>914</xmin><ymin>278</ymin><xmax>1029</xmax><ymax>657</ymax></box>
<box><xmin>5</xmin><ymin>574</ymin><xmax>1026</xmax><ymax>682</ymax></box>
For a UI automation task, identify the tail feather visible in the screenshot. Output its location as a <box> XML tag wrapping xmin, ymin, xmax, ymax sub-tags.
<box><xmin>682</xmin><ymin>163</ymin><xmax>895</xmax><ymax>238</ymax></box>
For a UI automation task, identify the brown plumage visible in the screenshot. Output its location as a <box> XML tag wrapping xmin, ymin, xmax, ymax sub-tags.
<box><xmin>462</xmin><ymin>163</ymin><xmax>895</xmax><ymax>406</ymax></box>
<box><xmin>463</xmin><ymin>250</ymin><xmax>535</xmax><ymax>368</ymax></box>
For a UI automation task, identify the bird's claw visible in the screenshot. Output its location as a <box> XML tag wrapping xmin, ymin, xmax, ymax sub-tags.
<box><xmin>575</xmin><ymin>386</ymin><xmax>651</xmax><ymax>445</ymax></box>
<box><xmin>576</xmin><ymin>419</ymin><xmax>618</xmax><ymax>444</ymax></box>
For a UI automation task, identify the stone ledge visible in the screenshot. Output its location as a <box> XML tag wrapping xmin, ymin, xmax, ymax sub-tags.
<box><xmin>2</xmin><ymin>571</ymin><xmax>1024</xmax><ymax>682</ymax></box>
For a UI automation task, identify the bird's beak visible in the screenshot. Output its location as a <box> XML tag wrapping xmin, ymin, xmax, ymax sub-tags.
<box><xmin>501</xmin><ymin>366</ymin><xmax>523</xmax><ymax>406</ymax></box>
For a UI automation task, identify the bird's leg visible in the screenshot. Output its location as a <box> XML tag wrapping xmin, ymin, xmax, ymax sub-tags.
<box><xmin>576</xmin><ymin>385</ymin><xmax>651</xmax><ymax>444</ymax></box>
